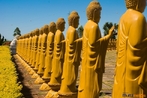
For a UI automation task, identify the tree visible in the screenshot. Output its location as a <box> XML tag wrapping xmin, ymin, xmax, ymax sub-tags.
<box><xmin>0</xmin><ymin>34</ymin><xmax>5</xmax><ymax>45</ymax></box>
<box><xmin>77</xmin><ymin>25</ymin><xmax>84</xmax><ymax>38</ymax></box>
<box><xmin>13</xmin><ymin>27</ymin><xmax>21</xmax><ymax>36</ymax></box>
<box><xmin>103</xmin><ymin>22</ymin><xmax>118</xmax><ymax>39</ymax></box>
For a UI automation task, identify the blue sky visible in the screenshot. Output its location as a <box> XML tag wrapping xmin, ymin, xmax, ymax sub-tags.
<box><xmin>0</xmin><ymin>0</ymin><xmax>147</xmax><ymax>40</ymax></box>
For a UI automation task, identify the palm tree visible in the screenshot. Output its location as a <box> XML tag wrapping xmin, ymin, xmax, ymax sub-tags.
<box><xmin>13</xmin><ymin>27</ymin><xmax>21</xmax><ymax>37</ymax></box>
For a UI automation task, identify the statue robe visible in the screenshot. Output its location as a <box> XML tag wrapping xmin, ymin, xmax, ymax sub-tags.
<box><xmin>112</xmin><ymin>9</ymin><xmax>147</xmax><ymax>98</ymax></box>
<box><xmin>78</xmin><ymin>20</ymin><xmax>110</xmax><ymax>98</ymax></box>
<box><xmin>59</xmin><ymin>26</ymin><xmax>82</xmax><ymax>94</ymax></box>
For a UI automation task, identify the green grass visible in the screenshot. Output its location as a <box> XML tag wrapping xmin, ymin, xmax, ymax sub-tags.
<box><xmin>0</xmin><ymin>46</ymin><xmax>22</xmax><ymax>98</ymax></box>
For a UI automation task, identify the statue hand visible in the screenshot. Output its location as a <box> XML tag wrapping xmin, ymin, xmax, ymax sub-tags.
<box><xmin>109</xmin><ymin>26</ymin><xmax>115</xmax><ymax>36</ymax></box>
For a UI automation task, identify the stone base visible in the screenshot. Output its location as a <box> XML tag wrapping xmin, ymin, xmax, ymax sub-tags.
<box><xmin>37</xmin><ymin>72</ymin><xmax>44</xmax><ymax>77</ymax></box>
<box><xmin>58</xmin><ymin>92</ymin><xmax>77</xmax><ymax>98</ymax></box>
<box><xmin>45</xmin><ymin>90</ymin><xmax>59</xmax><ymax>98</ymax></box>
<box><xmin>34</xmin><ymin>77</ymin><xmax>45</xmax><ymax>84</ymax></box>
<box><xmin>33</xmin><ymin>68</ymin><xmax>38</xmax><ymax>72</ymax></box>
<box><xmin>48</xmin><ymin>83</ymin><xmax>60</xmax><ymax>91</ymax></box>
<box><xmin>39</xmin><ymin>83</ymin><xmax>51</xmax><ymax>91</ymax></box>
<box><xmin>29</xmin><ymin>70</ymin><xmax>35</xmax><ymax>75</ymax></box>
<box><xmin>42</xmin><ymin>77</ymin><xmax>50</xmax><ymax>83</ymax></box>
<box><xmin>26</xmin><ymin>67</ymin><xmax>32</xmax><ymax>72</ymax></box>
<box><xmin>31</xmin><ymin>73</ymin><xmax>39</xmax><ymax>79</ymax></box>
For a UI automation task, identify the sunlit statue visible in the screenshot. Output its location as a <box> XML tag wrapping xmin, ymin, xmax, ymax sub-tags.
<box><xmin>48</xmin><ymin>18</ymin><xmax>65</xmax><ymax>91</ymax></box>
<box><xmin>37</xmin><ymin>25</ymin><xmax>49</xmax><ymax>76</ymax></box>
<box><xmin>58</xmin><ymin>11</ymin><xmax>82</xmax><ymax>97</ymax></box>
<box><xmin>78</xmin><ymin>1</ymin><xmax>114</xmax><ymax>98</ymax></box>
<box><xmin>24</xmin><ymin>34</ymin><xmax>29</xmax><ymax>62</ymax></box>
<box><xmin>31</xmin><ymin>29</ymin><xmax>39</xmax><ymax>68</ymax></box>
<box><xmin>29</xmin><ymin>31</ymin><xmax>35</xmax><ymax>66</ymax></box>
<box><xmin>29</xmin><ymin>29</ymin><xmax>39</xmax><ymax>75</ymax></box>
<box><xmin>33</xmin><ymin>28</ymin><xmax>42</xmax><ymax>72</ymax></box>
<box><xmin>42</xmin><ymin>22</ymin><xmax>56</xmax><ymax>81</ymax></box>
<box><xmin>32</xmin><ymin>28</ymin><xmax>42</xmax><ymax>79</ymax></box>
<box><xmin>112</xmin><ymin>0</ymin><xmax>147</xmax><ymax>97</ymax></box>
<box><xmin>40</xmin><ymin>22</ymin><xmax>56</xmax><ymax>90</ymax></box>
<box><xmin>28</xmin><ymin>31</ymin><xmax>34</xmax><ymax>65</ymax></box>
<box><xmin>26</xmin><ymin>32</ymin><xmax>32</xmax><ymax>63</ymax></box>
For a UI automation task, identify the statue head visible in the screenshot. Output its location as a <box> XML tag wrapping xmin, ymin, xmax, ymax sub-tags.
<box><xmin>26</xmin><ymin>33</ymin><xmax>29</xmax><ymax>38</ymax></box>
<box><xmin>35</xmin><ymin>28</ymin><xmax>39</xmax><ymax>36</ymax></box>
<box><xmin>40</xmin><ymin>27</ymin><xmax>44</xmax><ymax>34</ymax></box>
<box><xmin>32</xmin><ymin>31</ymin><xmax>35</xmax><ymax>36</ymax></box>
<box><xmin>43</xmin><ymin>25</ymin><xmax>49</xmax><ymax>34</ymax></box>
<box><xmin>86</xmin><ymin>1</ymin><xmax>102</xmax><ymax>23</ymax></box>
<box><xmin>49</xmin><ymin>22</ymin><xmax>56</xmax><ymax>33</ymax></box>
<box><xmin>30</xmin><ymin>31</ymin><xmax>34</xmax><ymax>37</ymax></box>
<box><xmin>68</xmin><ymin>11</ymin><xmax>80</xmax><ymax>28</ymax></box>
<box><xmin>125</xmin><ymin>0</ymin><xmax>146</xmax><ymax>12</ymax></box>
<box><xmin>56</xmin><ymin>18</ymin><xmax>66</xmax><ymax>31</ymax></box>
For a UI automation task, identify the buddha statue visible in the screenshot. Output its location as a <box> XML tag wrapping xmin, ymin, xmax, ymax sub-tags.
<box><xmin>112</xmin><ymin>0</ymin><xmax>147</xmax><ymax>97</ymax></box>
<box><xmin>40</xmin><ymin>22</ymin><xmax>56</xmax><ymax>90</ymax></box>
<box><xmin>26</xmin><ymin>32</ymin><xmax>32</xmax><ymax>63</ymax></box>
<box><xmin>29</xmin><ymin>29</ymin><xmax>39</xmax><ymax>75</ymax></box>
<box><xmin>58</xmin><ymin>11</ymin><xmax>82</xmax><ymax>97</ymax></box>
<box><xmin>32</xmin><ymin>29</ymin><xmax>42</xmax><ymax>79</ymax></box>
<box><xmin>29</xmin><ymin>31</ymin><xmax>35</xmax><ymax>66</ymax></box>
<box><xmin>78</xmin><ymin>1</ymin><xmax>114</xmax><ymax>98</ymax></box>
<box><xmin>31</xmin><ymin>29</ymin><xmax>39</xmax><ymax>68</ymax></box>
<box><xmin>48</xmin><ymin>18</ymin><xmax>65</xmax><ymax>91</ymax></box>
<box><xmin>37</xmin><ymin>25</ymin><xmax>49</xmax><ymax>76</ymax></box>
<box><xmin>24</xmin><ymin>34</ymin><xmax>29</xmax><ymax>62</ymax></box>
<box><xmin>33</xmin><ymin>28</ymin><xmax>43</xmax><ymax>72</ymax></box>
<box><xmin>42</xmin><ymin>22</ymin><xmax>56</xmax><ymax>81</ymax></box>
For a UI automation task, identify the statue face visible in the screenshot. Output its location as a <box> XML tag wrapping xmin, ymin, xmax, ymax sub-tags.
<box><xmin>94</xmin><ymin>10</ymin><xmax>101</xmax><ymax>23</ymax></box>
<box><xmin>60</xmin><ymin>22</ymin><xmax>65</xmax><ymax>31</ymax></box>
<box><xmin>139</xmin><ymin>0</ymin><xmax>146</xmax><ymax>12</ymax></box>
<box><xmin>74</xmin><ymin>18</ymin><xmax>79</xmax><ymax>28</ymax></box>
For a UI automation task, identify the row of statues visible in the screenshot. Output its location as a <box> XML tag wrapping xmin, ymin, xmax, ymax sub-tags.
<box><xmin>15</xmin><ymin>0</ymin><xmax>147</xmax><ymax>98</ymax></box>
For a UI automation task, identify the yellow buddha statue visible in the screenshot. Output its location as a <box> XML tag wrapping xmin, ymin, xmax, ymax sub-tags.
<box><xmin>112</xmin><ymin>0</ymin><xmax>147</xmax><ymax>97</ymax></box>
<box><xmin>31</xmin><ymin>29</ymin><xmax>39</xmax><ymax>68</ymax></box>
<box><xmin>40</xmin><ymin>22</ymin><xmax>56</xmax><ymax>90</ymax></box>
<box><xmin>58</xmin><ymin>11</ymin><xmax>82</xmax><ymax>97</ymax></box>
<box><xmin>24</xmin><ymin>34</ymin><xmax>29</xmax><ymax>62</ymax></box>
<box><xmin>42</xmin><ymin>22</ymin><xmax>56</xmax><ymax>82</ymax></box>
<box><xmin>28</xmin><ymin>31</ymin><xmax>34</xmax><ymax>65</ymax></box>
<box><xmin>26</xmin><ymin>32</ymin><xmax>32</xmax><ymax>63</ymax></box>
<box><xmin>32</xmin><ymin>29</ymin><xmax>42</xmax><ymax>79</ymax></box>
<box><xmin>33</xmin><ymin>28</ymin><xmax>42</xmax><ymax>72</ymax></box>
<box><xmin>48</xmin><ymin>18</ymin><xmax>65</xmax><ymax>91</ymax></box>
<box><xmin>37</xmin><ymin>25</ymin><xmax>49</xmax><ymax>76</ymax></box>
<box><xmin>29</xmin><ymin>31</ymin><xmax>35</xmax><ymax>66</ymax></box>
<box><xmin>78</xmin><ymin>1</ymin><xmax>114</xmax><ymax>98</ymax></box>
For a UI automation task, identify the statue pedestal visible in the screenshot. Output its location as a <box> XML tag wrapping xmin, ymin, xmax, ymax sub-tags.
<box><xmin>48</xmin><ymin>83</ymin><xmax>60</xmax><ymax>91</ymax></box>
<box><xmin>58</xmin><ymin>92</ymin><xmax>77</xmax><ymax>98</ymax></box>
<box><xmin>45</xmin><ymin>90</ymin><xmax>59</xmax><ymax>98</ymax></box>
<box><xmin>42</xmin><ymin>77</ymin><xmax>50</xmax><ymax>83</ymax></box>
<box><xmin>39</xmin><ymin>83</ymin><xmax>51</xmax><ymax>91</ymax></box>
<box><xmin>34</xmin><ymin>77</ymin><xmax>45</xmax><ymax>84</ymax></box>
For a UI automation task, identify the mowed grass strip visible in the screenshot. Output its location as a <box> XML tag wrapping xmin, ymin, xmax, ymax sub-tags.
<box><xmin>0</xmin><ymin>46</ymin><xmax>22</xmax><ymax>98</ymax></box>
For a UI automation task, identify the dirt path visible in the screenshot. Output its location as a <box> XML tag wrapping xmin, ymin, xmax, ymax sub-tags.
<box><xmin>13</xmin><ymin>50</ymin><xmax>116</xmax><ymax>98</ymax></box>
<box><xmin>14</xmin><ymin>55</ymin><xmax>48</xmax><ymax>98</ymax></box>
